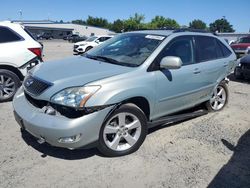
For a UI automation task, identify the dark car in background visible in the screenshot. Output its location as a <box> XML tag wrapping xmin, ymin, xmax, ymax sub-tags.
<box><xmin>68</xmin><ymin>34</ymin><xmax>87</xmax><ymax>43</ymax></box>
<box><xmin>231</xmin><ymin>36</ymin><xmax>250</xmax><ymax>58</ymax></box>
<box><xmin>38</xmin><ymin>33</ymin><xmax>54</xmax><ymax>40</ymax></box>
<box><xmin>234</xmin><ymin>54</ymin><xmax>250</xmax><ymax>80</ymax></box>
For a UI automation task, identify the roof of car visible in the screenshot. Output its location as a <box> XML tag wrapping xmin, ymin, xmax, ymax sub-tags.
<box><xmin>129</xmin><ymin>29</ymin><xmax>215</xmax><ymax>37</ymax></box>
<box><xmin>130</xmin><ymin>30</ymin><xmax>174</xmax><ymax>36</ymax></box>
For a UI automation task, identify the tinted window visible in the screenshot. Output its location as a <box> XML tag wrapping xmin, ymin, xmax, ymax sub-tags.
<box><xmin>159</xmin><ymin>36</ymin><xmax>194</xmax><ymax>66</ymax></box>
<box><xmin>238</xmin><ymin>37</ymin><xmax>250</xmax><ymax>43</ymax></box>
<box><xmin>195</xmin><ymin>36</ymin><xmax>220</xmax><ymax>62</ymax></box>
<box><xmin>217</xmin><ymin>40</ymin><xmax>232</xmax><ymax>57</ymax></box>
<box><xmin>0</xmin><ymin>26</ymin><xmax>22</xmax><ymax>43</ymax></box>
<box><xmin>98</xmin><ymin>37</ymin><xmax>106</xmax><ymax>42</ymax></box>
<box><xmin>24</xmin><ymin>28</ymin><xmax>37</xmax><ymax>41</ymax></box>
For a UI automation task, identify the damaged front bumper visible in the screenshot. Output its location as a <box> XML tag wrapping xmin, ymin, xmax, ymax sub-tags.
<box><xmin>12</xmin><ymin>87</ymin><xmax>114</xmax><ymax>149</ymax></box>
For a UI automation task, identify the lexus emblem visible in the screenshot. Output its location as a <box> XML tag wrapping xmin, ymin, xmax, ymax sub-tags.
<box><xmin>25</xmin><ymin>78</ymin><xmax>34</xmax><ymax>87</ymax></box>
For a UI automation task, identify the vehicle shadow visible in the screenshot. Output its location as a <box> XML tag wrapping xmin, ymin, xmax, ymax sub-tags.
<box><xmin>208</xmin><ymin>129</ymin><xmax>250</xmax><ymax>188</ymax></box>
<box><xmin>228</xmin><ymin>73</ymin><xmax>250</xmax><ymax>85</ymax></box>
<box><xmin>21</xmin><ymin>129</ymin><xmax>101</xmax><ymax>160</ymax></box>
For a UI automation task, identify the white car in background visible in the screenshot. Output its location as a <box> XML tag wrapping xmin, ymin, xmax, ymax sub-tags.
<box><xmin>73</xmin><ymin>35</ymin><xmax>113</xmax><ymax>54</ymax></box>
<box><xmin>0</xmin><ymin>21</ymin><xmax>42</xmax><ymax>102</ymax></box>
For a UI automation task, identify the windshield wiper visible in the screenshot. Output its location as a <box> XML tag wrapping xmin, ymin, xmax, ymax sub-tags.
<box><xmin>85</xmin><ymin>54</ymin><xmax>137</xmax><ymax>67</ymax></box>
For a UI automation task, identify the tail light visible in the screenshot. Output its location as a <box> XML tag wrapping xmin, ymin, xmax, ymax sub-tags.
<box><xmin>28</xmin><ymin>48</ymin><xmax>42</xmax><ymax>59</ymax></box>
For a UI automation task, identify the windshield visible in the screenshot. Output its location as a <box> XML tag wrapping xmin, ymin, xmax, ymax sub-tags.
<box><xmin>85</xmin><ymin>33</ymin><xmax>165</xmax><ymax>67</ymax></box>
<box><xmin>237</xmin><ymin>37</ymin><xmax>250</xmax><ymax>43</ymax></box>
<box><xmin>86</xmin><ymin>36</ymin><xmax>98</xmax><ymax>42</ymax></box>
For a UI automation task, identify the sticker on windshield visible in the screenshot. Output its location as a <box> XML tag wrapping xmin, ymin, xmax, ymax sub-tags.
<box><xmin>145</xmin><ymin>35</ymin><xmax>165</xmax><ymax>40</ymax></box>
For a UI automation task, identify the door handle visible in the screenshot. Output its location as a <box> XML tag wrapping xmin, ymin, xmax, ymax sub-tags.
<box><xmin>223</xmin><ymin>62</ymin><xmax>228</xmax><ymax>67</ymax></box>
<box><xmin>193</xmin><ymin>68</ymin><xmax>201</xmax><ymax>74</ymax></box>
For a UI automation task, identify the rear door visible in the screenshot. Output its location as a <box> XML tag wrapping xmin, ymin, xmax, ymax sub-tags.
<box><xmin>194</xmin><ymin>36</ymin><xmax>229</xmax><ymax>95</ymax></box>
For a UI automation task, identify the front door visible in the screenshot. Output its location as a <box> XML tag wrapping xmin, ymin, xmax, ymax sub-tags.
<box><xmin>153</xmin><ymin>36</ymin><xmax>206</xmax><ymax>119</ymax></box>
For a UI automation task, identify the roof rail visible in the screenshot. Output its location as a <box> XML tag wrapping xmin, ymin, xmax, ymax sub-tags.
<box><xmin>173</xmin><ymin>28</ymin><xmax>211</xmax><ymax>33</ymax></box>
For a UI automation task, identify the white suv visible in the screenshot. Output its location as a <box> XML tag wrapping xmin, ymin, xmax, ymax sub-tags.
<box><xmin>73</xmin><ymin>35</ymin><xmax>113</xmax><ymax>54</ymax></box>
<box><xmin>0</xmin><ymin>21</ymin><xmax>42</xmax><ymax>102</ymax></box>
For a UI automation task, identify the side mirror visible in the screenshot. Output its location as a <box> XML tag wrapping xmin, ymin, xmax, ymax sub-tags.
<box><xmin>160</xmin><ymin>56</ymin><xmax>183</xmax><ymax>69</ymax></box>
<box><xmin>95</xmin><ymin>40</ymin><xmax>100</xmax><ymax>44</ymax></box>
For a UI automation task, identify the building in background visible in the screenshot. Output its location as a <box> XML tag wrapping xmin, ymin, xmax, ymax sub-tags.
<box><xmin>12</xmin><ymin>20</ymin><xmax>115</xmax><ymax>39</ymax></box>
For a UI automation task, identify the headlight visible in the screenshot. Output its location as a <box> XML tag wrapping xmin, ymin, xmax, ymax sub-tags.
<box><xmin>51</xmin><ymin>86</ymin><xmax>101</xmax><ymax>108</ymax></box>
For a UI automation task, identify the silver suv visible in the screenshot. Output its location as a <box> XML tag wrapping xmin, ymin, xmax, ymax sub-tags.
<box><xmin>13</xmin><ymin>29</ymin><xmax>237</xmax><ymax>156</ymax></box>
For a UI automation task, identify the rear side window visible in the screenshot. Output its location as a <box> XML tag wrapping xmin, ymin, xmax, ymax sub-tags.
<box><xmin>195</xmin><ymin>36</ymin><xmax>221</xmax><ymax>62</ymax></box>
<box><xmin>24</xmin><ymin>28</ymin><xmax>37</xmax><ymax>41</ymax></box>
<box><xmin>0</xmin><ymin>26</ymin><xmax>22</xmax><ymax>43</ymax></box>
<box><xmin>217</xmin><ymin>40</ymin><xmax>232</xmax><ymax>57</ymax></box>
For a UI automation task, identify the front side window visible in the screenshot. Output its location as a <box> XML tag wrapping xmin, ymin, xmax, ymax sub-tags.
<box><xmin>85</xmin><ymin>33</ymin><xmax>164</xmax><ymax>67</ymax></box>
<box><xmin>0</xmin><ymin>26</ymin><xmax>22</xmax><ymax>43</ymax></box>
<box><xmin>157</xmin><ymin>36</ymin><xmax>194</xmax><ymax>66</ymax></box>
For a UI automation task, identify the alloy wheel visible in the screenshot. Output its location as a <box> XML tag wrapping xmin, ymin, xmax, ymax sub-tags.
<box><xmin>210</xmin><ymin>85</ymin><xmax>227</xmax><ymax>111</ymax></box>
<box><xmin>0</xmin><ymin>74</ymin><xmax>16</xmax><ymax>100</ymax></box>
<box><xmin>103</xmin><ymin>112</ymin><xmax>142</xmax><ymax>151</ymax></box>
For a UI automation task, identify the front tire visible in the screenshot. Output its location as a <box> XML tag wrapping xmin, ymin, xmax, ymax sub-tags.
<box><xmin>205</xmin><ymin>81</ymin><xmax>228</xmax><ymax>112</ymax></box>
<box><xmin>98</xmin><ymin>104</ymin><xmax>147</xmax><ymax>157</ymax></box>
<box><xmin>0</xmin><ymin>69</ymin><xmax>21</xmax><ymax>102</ymax></box>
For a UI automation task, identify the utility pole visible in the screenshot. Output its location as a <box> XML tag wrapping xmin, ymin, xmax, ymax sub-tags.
<box><xmin>19</xmin><ymin>10</ymin><xmax>22</xmax><ymax>21</ymax></box>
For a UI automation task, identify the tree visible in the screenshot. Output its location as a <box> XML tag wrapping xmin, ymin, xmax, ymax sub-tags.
<box><xmin>72</xmin><ymin>19</ymin><xmax>86</xmax><ymax>25</ymax></box>
<box><xmin>123</xmin><ymin>13</ymin><xmax>145</xmax><ymax>31</ymax></box>
<box><xmin>189</xmin><ymin>19</ymin><xmax>207</xmax><ymax>30</ymax></box>
<box><xmin>86</xmin><ymin>16</ymin><xmax>109</xmax><ymax>28</ymax></box>
<box><xmin>110</xmin><ymin>19</ymin><xmax>124</xmax><ymax>33</ymax></box>
<box><xmin>209</xmin><ymin>18</ymin><xmax>235</xmax><ymax>33</ymax></box>
<box><xmin>149</xmin><ymin>16</ymin><xmax>179</xmax><ymax>29</ymax></box>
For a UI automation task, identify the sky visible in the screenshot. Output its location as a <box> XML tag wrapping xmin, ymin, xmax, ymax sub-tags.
<box><xmin>1</xmin><ymin>0</ymin><xmax>250</xmax><ymax>32</ymax></box>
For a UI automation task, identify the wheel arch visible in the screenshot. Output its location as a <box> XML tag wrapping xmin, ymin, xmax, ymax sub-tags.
<box><xmin>0</xmin><ymin>65</ymin><xmax>24</xmax><ymax>81</ymax></box>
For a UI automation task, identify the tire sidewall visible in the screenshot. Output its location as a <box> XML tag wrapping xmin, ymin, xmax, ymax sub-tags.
<box><xmin>0</xmin><ymin>69</ymin><xmax>21</xmax><ymax>102</ymax></box>
<box><xmin>206</xmin><ymin>81</ymin><xmax>229</xmax><ymax>112</ymax></box>
<box><xmin>98</xmin><ymin>104</ymin><xmax>147</xmax><ymax>157</ymax></box>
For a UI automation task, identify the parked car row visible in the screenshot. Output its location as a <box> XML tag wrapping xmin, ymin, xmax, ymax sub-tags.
<box><xmin>230</xmin><ymin>36</ymin><xmax>250</xmax><ymax>58</ymax></box>
<box><xmin>66</xmin><ymin>34</ymin><xmax>88</xmax><ymax>43</ymax></box>
<box><xmin>0</xmin><ymin>21</ymin><xmax>42</xmax><ymax>102</ymax></box>
<box><xmin>73</xmin><ymin>35</ymin><xmax>113</xmax><ymax>54</ymax></box>
<box><xmin>12</xmin><ymin>29</ymin><xmax>237</xmax><ymax>156</ymax></box>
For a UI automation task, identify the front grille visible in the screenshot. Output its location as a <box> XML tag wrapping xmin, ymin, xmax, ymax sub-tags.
<box><xmin>23</xmin><ymin>75</ymin><xmax>52</xmax><ymax>96</ymax></box>
<box><xmin>242</xmin><ymin>63</ymin><xmax>250</xmax><ymax>70</ymax></box>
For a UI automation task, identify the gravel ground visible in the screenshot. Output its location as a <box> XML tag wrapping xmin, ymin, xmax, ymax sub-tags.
<box><xmin>0</xmin><ymin>40</ymin><xmax>249</xmax><ymax>188</ymax></box>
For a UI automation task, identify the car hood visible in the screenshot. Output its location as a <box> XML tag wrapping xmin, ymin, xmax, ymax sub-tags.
<box><xmin>231</xmin><ymin>43</ymin><xmax>250</xmax><ymax>48</ymax></box>
<box><xmin>30</xmin><ymin>56</ymin><xmax>133</xmax><ymax>91</ymax></box>
<box><xmin>240</xmin><ymin>54</ymin><xmax>250</xmax><ymax>63</ymax></box>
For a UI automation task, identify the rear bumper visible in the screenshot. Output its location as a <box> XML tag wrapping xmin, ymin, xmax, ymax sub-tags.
<box><xmin>13</xmin><ymin>87</ymin><xmax>114</xmax><ymax>149</ymax></box>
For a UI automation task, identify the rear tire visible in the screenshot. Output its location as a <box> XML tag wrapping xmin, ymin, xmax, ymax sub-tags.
<box><xmin>0</xmin><ymin>69</ymin><xmax>21</xmax><ymax>102</ymax></box>
<box><xmin>205</xmin><ymin>81</ymin><xmax>228</xmax><ymax>112</ymax></box>
<box><xmin>98</xmin><ymin>104</ymin><xmax>147</xmax><ymax>157</ymax></box>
